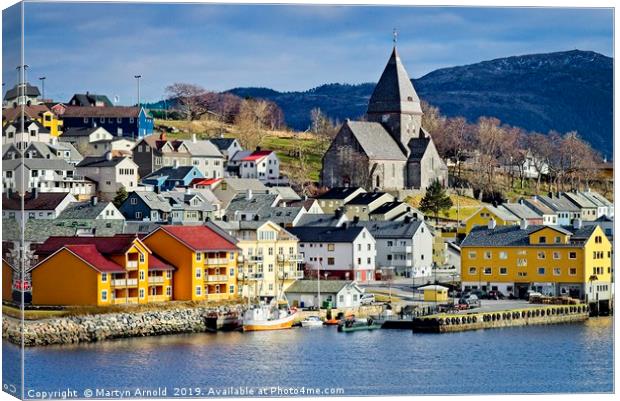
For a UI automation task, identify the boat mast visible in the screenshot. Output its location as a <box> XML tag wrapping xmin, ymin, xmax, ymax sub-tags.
<box><xmin>318</xmin><ymin>261</ymin><xmax>321</xmax><ymax>310</ymax></box>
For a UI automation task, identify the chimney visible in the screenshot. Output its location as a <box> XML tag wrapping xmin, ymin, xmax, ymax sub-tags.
<box><xmin>90</xmin><ymin>196</ymin><xmax>98</xmax><ymax>206</ymax></box>
<box><xmin>191</xmin><ymin>133</ymin><xmax>197</xmax><ymax>143</ymax></box>
<box><xmin>412</xmin><ymin>212</ymin><xmax>418</xmax><ymax>220</ymax></box>
<box><xmin>246</xmin><ymin>189</ymin><xmax>253</xmax><ymax>200</ymax></box>
<box><xmin>255</xmin><ymin>146</ymin><xmax>261</xmax><ymax>152</ymax></box>
<box><xmin>105</xmin><ymin>151</ymin><xmax>113</xmax><ymax>161</ymax></box>
<box><xmin>404</xmin><ymin>215</ymin><xmax>412</xmax><ymax>224</ymax></box>
<box><xmin>488</xmin><ymin>218</ymin><xmax>497</xmax><ymax>229</ymax></box>
<box><xmin>573</xmin><ymin>218</ymin><xmax>583</xmax><ymax>230</ymax></box>
<box><xmin>520</xmin><ymin>219</ymin><xmax>528</xmax><ymax>230</ymax></box>
<box><xmin>160</xmin><ymin>132</ymin><xmax>167</xmax><ymax>141</ymax></box>
<box><xmin>353</xmin><ymin>216</ymin><xmax>359</xmax><ymax>224</ymax></box>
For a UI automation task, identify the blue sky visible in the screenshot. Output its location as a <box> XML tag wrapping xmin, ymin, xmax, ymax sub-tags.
<box><xmin>2</xmin><ymin>3</ymin><xmax>613</xmax><ymax>105</ymax></box>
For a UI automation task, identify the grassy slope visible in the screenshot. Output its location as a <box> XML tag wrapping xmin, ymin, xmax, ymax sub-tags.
<box><xmin>406</xmin><ymin>194</ymin><xmax>481</xmax><ymax>222</ymax></box>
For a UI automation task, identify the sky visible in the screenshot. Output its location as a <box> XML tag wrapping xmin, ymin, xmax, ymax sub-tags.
<box><xmin>2</xmin><ymin>2</ymin><xmax>614</xmax><ymax>105</ymax></box>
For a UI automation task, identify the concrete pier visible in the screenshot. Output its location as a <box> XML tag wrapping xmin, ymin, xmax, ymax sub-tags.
<box><xmin>412</xmin><ymin>304</ymin><xmax>590</xmax><ymax>333</ymax></box>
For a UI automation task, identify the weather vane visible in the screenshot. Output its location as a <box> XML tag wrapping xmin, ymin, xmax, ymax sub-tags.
<box><xmin>393</xmin><ymin>28</ymin><xmax>398</xmax><ymax>44</ymax></box>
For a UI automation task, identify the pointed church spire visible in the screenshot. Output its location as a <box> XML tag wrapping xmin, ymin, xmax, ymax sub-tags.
<box><xmin>367</xmin><ymin>40</ymin><xmax>422</xmax><ymax>116</ymax></box>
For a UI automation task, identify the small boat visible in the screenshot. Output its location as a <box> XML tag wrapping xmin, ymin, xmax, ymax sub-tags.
<box><xmin>300</xmin><ymin>316</ymin><xmax>324</xmax><ymax>328</ymax></box>
<box><xmin>337</xmin><ymin>316</ymin><xmax>382</xmax><ymax>332</ymax></box>
<box><xmin>324</xmin><ymin>318</ymin><xmax>340</xmax><ymax>326</ymax></box>
<box><xmin>242</xmin><ymin>302</ymin><xmax>298</xmax><ymax>332</ymax></box>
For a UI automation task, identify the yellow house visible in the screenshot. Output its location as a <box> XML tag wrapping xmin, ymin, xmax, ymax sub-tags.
<box><xmin>31</xmin><ymin>235</ymin><xmax>173</xmax><ymax>306</ymax></box>
<box><xmin>2</xmin><ymin>105</ymin><xmax>63</xmax><ymax>137</ymax></box>
<box><xmin>420</xmin><ymin>285</ymin><xmax>449</xmax><ymax>302</ymax></box>
<box><xmin>217</xmin><ymin>220</ymin><xmax>303</xmax><ymax>300</ymax></box>
<box><xmin>143</xmin><ymin>224</ymin><xmax>239</xmax><ymax>302</ymax></box>
<box><xmin>458</xmin><ymin>204</ymin><xmax>519</xmax><ymax>236</ymax></box>
<box><xmin>460</xmin><ymin>222</ymin><xmax>612</xmax><ymax>303</ymax></box>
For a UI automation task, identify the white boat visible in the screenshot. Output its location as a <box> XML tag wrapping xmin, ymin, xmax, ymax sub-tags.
<box><xmin>300</xmin><ymin>316</ymin><xmax>324</xmax><ymax>328</ymax></box>
<box><xmin>242</xmin><ymin>302</ymin><xmax>298</xmax><ymax>332</ymax></box>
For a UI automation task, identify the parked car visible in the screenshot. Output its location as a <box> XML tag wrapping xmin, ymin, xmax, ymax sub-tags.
<box><xmin>471</xmin><ymin>289</ymin><xmax>487</xmax><ymax>299</ymax></box>
<box><xmin>526</xmin><ymin>290</ymin><xmax>542</xmax><ymax>300</ymax></box>
<box><xmin>487</xmin><ymin>290</ymin><xmax>505</xmax><ymax>300</ymax></box>
<box><xmin>458</xmin><ymin>294</ymin><xmax>481</xmax><ymax>308</ymax></box>
<box><xmin>360</xmin><ymin>293</ymin><xmax>375</xmax><ymax>305</ymax></box>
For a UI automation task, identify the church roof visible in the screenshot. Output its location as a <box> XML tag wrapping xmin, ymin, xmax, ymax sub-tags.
<box><xmin>367</xmin><ymin>47</ymin><xmax>422</xmax><ymax>115</ymax></box>
<box><xmin>346</xmin><ymin>121</ymin><xmax>406</xmax><ymax>161</ymax></box>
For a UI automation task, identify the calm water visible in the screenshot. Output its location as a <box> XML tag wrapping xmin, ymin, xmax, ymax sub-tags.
<box><xmin>3</xmin><ymin>318</ymin><xmax>614</xmax><ymax>397</ymax></box>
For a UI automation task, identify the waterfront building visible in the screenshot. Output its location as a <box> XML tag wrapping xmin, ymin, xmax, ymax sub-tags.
<box><xmin>315</xmin><ymin>187</ymin><xmax>366</xmax><ymax>214</ymax></box>
<box><xmin>458</xmin><ymin>204</ymin><xmax>519</xmax><ymax>236</ymax></box>
<box><xmin>352</xmin><ymin>218</ymin><xmax>432</xmax><ymax>278</ymax></box>
<box><xmin>215</xmin><ymin>220</ymin><xmax>303</xmax><ymax>300</ymax></box>
<box><xmin>419</xmin><ymin>284</ymin><xmax>449</xmax><ymax>302</ymax></box>
<box><xmin>288</xmin><ymin>225</ymin><xmax>376</xmax><ymax>282</ymax></box>
<box><xmin>31</xmin><ymin>235</ymin><xmax>174</xmax><ymax>306</ymax></box>
<box><xmin>460</xmin><ymin>220</ymin><xmax>612</xmax><ymax>305</ymax></box>
<box><xmin>285</xmin><ymin>280</ymin><xmax>364</xmax><ymax>308</ymax></box>
<box><xmin>142</xmin><ymin>224</ymin><xmax>240</xmax><ymax>302</ymax></box>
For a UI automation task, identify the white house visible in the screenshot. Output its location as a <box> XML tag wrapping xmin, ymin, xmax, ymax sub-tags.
<box><xmin>2</xmin><ymin>191</ymin><xmax>76</xmax><ymax>222</ymax></box>
<box><xmin>75</xmin><ymin>153</ymin><xmax>138</xmax><ymax>200</ymax></box>
<box><xmin>288</xmin><ymin>225</ymin><xmax>376</xmax><ymax>282</ymax></box>
<box><xmin>231</xmin><ymin>149</ymin><xmax>280</xmax><ymax>183</ymax></box>
<box><xmin>2</xmin><ymin>118</ymin><xmax>51</xmax><ymax>148</ymax></box>
<box><xmin>354</xmin><ymin>219</ymin><xmax>433</xmax><ymax>278</ymax></box>
<box><xmin>285</xmin><ymin>280</ymin><xmax>364</xmax><ymax>309</ymax></box>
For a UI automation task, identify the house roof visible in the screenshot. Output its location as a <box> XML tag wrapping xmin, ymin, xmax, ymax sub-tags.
<box><xmin>69</xmin><ymin>93</ymin><xmax>113</xmax><ymax>107</ymax></box>
<box><xmin>285</xmin><ymin>280</ymin><xmax>357</xmax><ymax>294</ymax></box>
<box><xmin>2</xmin><ymin>192</ymin><xmax>74</xmax><ymax>211</ymax></box>
<box><xmin>3</xmin><ymin>83</ymin><xmax>40</xmax><ymax>100</ymax></box>
<box><xmin>522</xmin><ymin>198</ymin><xmax>554</xmax><ymax>215</ymax></box>
<box><xmin>226</xmin><ymin>193</ymin><xmax>279</xmax><ymax>216</ymax></box>
<box><xmin>345</xmin><ymin>121</ymin><xmax>406</xmax><ymax>160</ymax></box>
<box><xmin>2</xmin><ymin>105</ymin><xmax>51</xmax><ymax>121</ymax></box>
<box><xmin>353</xmin><ymin>220</ymin><xmax>424</xmax><ymax>239</ymax></box>
<box><xmin>537</xmin><ymin>194</ymin><xmax>581</xmax><ymax>212</ymax></box>
<box><xmin>25</xmin><ymin>141</ymin><xmax>82</xmax><ymax>163</ymax></box>
<box><xmin>346</xmin><ymin>192</ymin><xmax>390</xmax><ymax>205</ymax></box>
<box><xmin>369</xmin><ymin>201</ymin><xmax>418</xmax><ymax>216</ymax></box>
<box><xmin>1</xmin><ymin>218</ymin><xmax>125</xmax><ymax>243</ymax></box>
<box><xmin>3</xmin><ymin>157</ymin><xmax>75</xmax><ymax>171</ymax></box>
<box><xmin>61</xmin><ymin>127</ymin><xmax>108</xmax><ymax>137</ymax></box>
<box><xmin>367</xmin><ymin>46</ymin><xmax>422</xmax><ymax>115</ymax></box>
<box><xmin>147</xmin><ymin>254</ymin><xmax>175</xmax><ymax>271</ymax></box>
<box><xmin>288</xmin><ymin>226</ymin><xmax>366</xmax><ymax>243</ymax></box>
<box><xmin>217</xmin><ymin>178</ymin><xmax>268</xmax><ymax>192</ymax></box>
<box><xmin>191</xmin><ymin>177</ymin><xmax>222</xmax><ymax>187</ymax></box>
<box><xmin>269</xmin><ymin>186</ymin><xmax>301</xmax><ymax>201</ymax></box>
<box><xmin>561</xmin><ymin>192</ymin><xmax>597</xmax><ymax>209</ymax></box>
<box><xmin>499</xmin><ymin>203</ymin><xmax>542</xmax><ymax>220</ymax></box>
<box><xmin>295</xmin><ymin>213</ymin><xmax>347</xmax><ymax>227</ymax></box>
<box><xmin>57</xmin><ymin>201</ymin><xmax>117</xmax><ymax>220</ymax></box>
<box><xmin>76</xmin><ymin>155</ymin><xmax>130</xmax><ymax>168</ymax></box>
<box><xmin>182</xmin><ymin>139</ymin><xmax>223</xmax><ymax>157</ymax></box>
<box><xmin>408</xmin><ymin>132</ymin><xmax>432</xmax><ymax>159</ymax></box>
<box><xmin>63</xmin><ymin>245</ymin><xmax>125</xmax><ymax>273</ymax></box>
<box><xmin>152</xmin><ymin>225</ymin><xmax>238</xmax><ymax>252</ymax></box>
<box><xmin>210</xmin><ymin>138</ymin><xmax>238</xmax><ymax>150</ymax></box>
<box><xmin>317</xmin><ymin>187</ymin><xmax>365</xmax><ymax>200</ymax></box>
<box><xmin>483</xmin><ymin>204</ymin><xmax>520</xmax><ymax>222</ymax></box>
<box><xmin>37</xmin><ymin>234</ymin><xmax>145</xmax><ymax>257</ymax></box>
<box><xmin>267</xmin><ymin>207</ymin><xmax>304</xmax><ymax>224</ymax></box>
<box><xmin>131</xmin><ymin>191</ymin><xmax>172</xmax><ymax>212</ymax></box>
<box><xmin>62</xmin><ymin>106</ymin><xmax>141</xmax><ymax>118</ymax></box>
<box><xmin>3</xmin><ymin>117</ymin><xmax>50</xmax><ymax>133</ymax></box>
<box><xmin>461</xmin><ymin>224</ymin><xmax>589</xmax><ymax>248</ymax></box>
<box><xmin>143</xmin><ymin>166</ymin><xmax>199</xmax><ymax>181</ymax></box>
<box><xmin>581</xmin><ymin>191</ymin><xmax>612</xmax><ymax>207</ymax></box>
<box><xmin>241</xmin><ymin>150</ymin><xmax>273</xmax><ymax>162</ymax></box>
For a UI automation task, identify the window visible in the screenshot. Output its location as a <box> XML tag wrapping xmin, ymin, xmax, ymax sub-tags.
<box><xmin>553</xmin><ymin>268</ymin><xmax>561</xmax><ymax>276</ymax></box>
<box><xmin>166</xmin><ymin>271</ymin><xmax>172</xmax><ymax>279</ymax></box>
<box><xmin>539</xmin><ymin>236</ymin><xmax>546</xmax><ymax>244</ymax></box>
<box><xmin>101</xmin><ymin>273</ymin><xmax>108</xmax><ymax>282</ymax></box>
<box><xmin>537</xmin><ymin>251</ymin><xmax>546</xmax><ymax>260</ymax></box>
<box><xmin>196</xmin><ymin>252</ymin><xmax>202</xmax><ymax>261</ymax></box>
<box><xmin>484</xmin><ymin>251</ymin><xmax>492</xmax><ymax>260</ymax></box>
<box><xmin>101</xmin><ymin>290</ymin><xmax>108</xmax><ymax>301</ymax></box>
<box><xmin>499</xmin><ymin>267</ymin><xmax>507</xmax><ymax>275</ymax></box>
<box><xmin>484</xmin><ymin>267</ymin><xmax>492</xmax><ymax>275</ymax></box>
<box><xmin>166</xmin><ymin>286</ymin><xmax>172</xmax><ymax>296</ymax></box>
<box><xmin>553</xmin><ymin>252</ymin><xmax>560</xmax><ymax>260</ymax></box>
<box><xmin>139</xmin><ymin>253</ymin><xmax>145</xmax><ymax>263</ymax></box>
<box><xmin>139</xmin><ymin>288</ymin><xmax>145</xmax><ymax>299</ymax></box>
<box><xmin>569</xmin><ymin>252</ymin><xmax>577</xmax><ymax>259</ymax></box>
<box><xmin>469</xmin><ymin>267</ymin><xmax>476</xmax><ymax>275</ymax></box>
<box><xmin>229</xmin><ymin>285</ymin><xmax>235</xmax><ymax>294</ymax></box>
<box><xmin>538</xmin><ymin>267</ymin><xmax>545</xmax><ymax>275</ymax></box>
<box><xmin>328</xmin><ymin>257</ymin><xmax>335</xmax><ymax>265</ymax></box>
<box><xmin>468</xmin><ymin>251</ymin><xmax>477</xmax><ymax>259</ymax></box>
<box><xmin>569</xmin><ymin>268</ymin><xmax>577</xmax><ymax>276</ymax></box>
<box><xmin>554</xmin><ymin>236</ymin><xmax>561</xmax><ymax>244</ymax></box>
<box><xmin>135</xmin><ymin>212</ymin><xmax>142</xmax><ymax>219</ymax></box>
<box><xmin>196</xmin><ymin>286</ymin><xmax>202</xmax><ymax>296</ymax></box>
<box><xmin>499</xmin><ymin>251</ymin><xmax>508</xmax><ymax>260</ymax></box>
<box><xmin>139</xmin><ymin>270</ymin><xmax>145</xmax><ymax>281</ymax></box>
<box><xmin>517</xmin><ymin>272</ymin><xmax>527</xmax><ymax>278</ymax></box>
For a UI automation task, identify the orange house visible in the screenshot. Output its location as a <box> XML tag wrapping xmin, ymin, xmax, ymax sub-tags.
<box><xmin>31</xmin><ymin>235</ymin><xmax>174</xmax><ymax>306</ymax></box>
<box><xmin>143</xmin><ymin>224</ymin><xmax>240</xmax><ymax>302</ymax></box>
<box><xmin>2</xmin><ymin>259</ymin><xmax>16</xmax><ymax>302</ymax></box>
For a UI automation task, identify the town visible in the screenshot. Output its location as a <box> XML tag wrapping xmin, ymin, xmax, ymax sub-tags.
<box><xmin>2</xmin><ymin>42</ymin><xmax>613</xmax><ymax>337</ymax></box>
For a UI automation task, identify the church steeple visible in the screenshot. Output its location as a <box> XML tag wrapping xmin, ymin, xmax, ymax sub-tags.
<box><xmin>366</xmin><ymin>41</ymin><xmax>423</xmax><ymax>154</ymax></box>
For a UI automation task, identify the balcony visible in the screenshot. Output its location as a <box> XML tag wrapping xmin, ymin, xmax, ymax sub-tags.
<box><xmin>126</xmin><ymin>260</ymin><xmax>139</xmax><ymax>270</ymax></box>
<box><xmin>247</xmin><ymin>255</ymin><xmax>264</xmax><ymax>263</ymax></box>
<box><xmin>390</xmin><ymin>245</ymin><xmax>412</xmax><ymax>254</ymax></box>
<box><xmin>206</xmin><ymin>275</ymin><xmax>229</xmax><ymax>282</ymax></box>
<box><xmin>111</xmin><ymin>278</ymin><xmax>138</xmax><ymax>287</ymax></box>
<box><xmin>277</xmin><ymin>254</ymin><xmax>304</xmax><ymax>262</ymax></box>
<box><xmin>205</xmin><ymin>293</ymin><xmax>228</xmax><ymax>301</ymax></box>
<box><xmin>207</xmin><ymin>258</ymin><xmax>228</xmax><ymax>266</ymax></box>
<box><xmin>112</xmin><ymin>297</ymin><xmax>138</xmax><ymax>305</ymax></box>
<box><xmin>148</xmin><ymin>276</ymin><xmax>165</xmax><ymax>284</ymax></box>
<box><xmin>148</xmin><ymin>295</ymin><xmax>169</xmax><ymax>303</ymax></box>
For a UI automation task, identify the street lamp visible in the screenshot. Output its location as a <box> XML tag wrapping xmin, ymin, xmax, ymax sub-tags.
<box><xmin>134</xmin><ymin>74</ymin><xmax>141</xmax><ymax>108</ymax></box>
<box><xmin>38</xmin><ymin>76</ymin><xmax>46</xmax><ymax>101</ymax></box>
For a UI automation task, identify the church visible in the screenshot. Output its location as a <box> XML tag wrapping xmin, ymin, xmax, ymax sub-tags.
<box><xmin>320</xmin><ymin>44</ymin><xmax>448</xmax><ymax>191</ymax></box>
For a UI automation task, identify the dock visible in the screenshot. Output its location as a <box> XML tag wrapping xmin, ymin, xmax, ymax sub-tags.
<box><xmin>412</xmin><ymin>304</ymin><xmax>589</xmax><ymax>333</ymax></box>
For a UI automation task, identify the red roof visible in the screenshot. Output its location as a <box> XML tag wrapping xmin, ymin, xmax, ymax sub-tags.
<box><xmin>242</xmin><ymin>150</ymin><xmax>273</xmax><ymax>162</ymax></box>
<box><xmin>190</xmin><ymin>177</ymin><xmax>221</xmax><ymax>187</ymax></box>
<box><xmin>157</xmin><ymin>225</ymin><xmax>238</xmax><ymax>252</ymax></box>
<box><xmin>64</xmin><ymin>245</ymin><xmax>125</xmax><ymax>273</ymax></box>
<box><xmin>37</xmin><ymin>234</ymin><xmax>143</xmax><ymax>258</ymax></box>
<box><xmin>148</xmin><ymin>254</ymin><xmax>175</xmax><ymax>271</ymax></box>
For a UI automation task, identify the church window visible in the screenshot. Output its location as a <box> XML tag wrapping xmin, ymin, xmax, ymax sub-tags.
<box><xmin>376</xmin><ymin>175</ymin><xmax>380</xmax><ymax>188</ymax></box>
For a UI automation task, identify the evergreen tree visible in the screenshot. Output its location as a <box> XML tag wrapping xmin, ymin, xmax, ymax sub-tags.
<box><xmin>419</xmin><ymin>180</ymin><xmax>453</xmax><ymax>224</ymax></box>
<box><xmin>112</xmin><ymin>186</ymin><xmax>128</xmax><ymax>208</ymax></box>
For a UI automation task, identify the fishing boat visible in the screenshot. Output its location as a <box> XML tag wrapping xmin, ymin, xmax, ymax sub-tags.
<box><xmin>337</xmin><ymin>316</ymin><xmax>382</xmax><ymax>332</ymax></box>
<box><xmin>242</xmin><ymin>302</ymin><xmax>298</xmax><ymax>332</ymax></box>
<box><xmin>300</xmin><ymin>316</ymin><xmax>324</xmax><ymax>328</ymax></box>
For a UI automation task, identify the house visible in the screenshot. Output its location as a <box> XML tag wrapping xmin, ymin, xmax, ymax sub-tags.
<box><xmin>458</xmin><ymin>204</ymin><xmax>519</xmax><ymax>236</ymax></box>
<box><xmin>142</xmin><ymin>224</ymin><xmax>240</xmax><ymax>302</ymax></box>
<box><xmin>499</xmin><ymin>203</ymin><xmax>543</xmax><ymax>225</ymax></box>
<box><xmin>500</xmin><ymin>151</ymin><xmax>549</xmax><ymax>179</ymax></box>
<box><xmin>210</xmin><ymin>178</ymin><xmax>269</xmax><ymax>210</ymax></box>
<box><xmin>460</xmin><ymin>221</ymin><xmax>612</xmax><ymax>305</ymax></box>
<box><xmin>353</xmin><ymin>218</ymin><xmax>433</xmax><ymax>278</ymax></box>
<box><xmin>561</xmin><ymin>192</ymin><xmax>598</xmax><ymax>222</ymax></box>
<box><xmin>269</xmin><ymin>186</ymin><xmax>301</xmax><ymax>202</ymax></box>
<box><xmin>119</xmin><ymin>189</ymin><xmax>215</xmax><ymax>223</ymax></box>
<box><xmin>537</xmin><ymin>194</ymin><xmax>582</xmax><ymax>226</ymax></box>
<box><xmin>288</xmin><ymin>225</ymin><xmax>376</xmax><ymax>282</ymax></box>
<box><xmin>343</xmin><ymin>192</ymin><xmax>395</xmax><ymax>220</ymax></box>
<box><xmin>60</xmin><ymin>127</ymin><xmax>134</xmax><ymax>157</ymax></box>
<box><xmin>31</xmin><ymin>235</ymin><xmax>173</xmax><ymax>306</ymax></box>
<box><xmin>320</xmin><ymin>45</ymin><xmax>447</xmax><ymax>190</ymax></box>
<box><xmin>68</xmin><ymin>92</ymin><xmax>113</xmax><ymax>107</ymax></box>
<box><xmin>21</xmin><ymin>140</ymin><xmax>83</xmax><ymax>165</ymax></box>
<box><xmin>368</xmin><ymin>201</ymin><xmax>422</xmax><ymax>221</ymax></box>
<box><xmin>316</xmin><ymin>187</ymin><xmax>366</xmax><ymax>214</ymax></box>
<box><xmin>2</xmin><ymin>117</ymin><xmax>51</xmax><ymax>147</ymax></box>
<box><xmin>286</xmin><ymin>198</ymin><xmax>324</xmax><ymax>214</ymax></box>
<box><xmin>2</xmin><ymin>105</ymin><xmax>63</xmax><ymax>136</ymax></box>
<box><xmin>224</xmin><ymin>191</ymin><xmax>280</xmax><ymax>221</ymax></box>
<box><xmin>520</xmin><ymin>198</ymin><xmax>558</xmax><ymax>226</ymax></box>
<box><xmin>230</xmin><ymin>149</ymin><xmax>281</xmax><ymax>183</ymax></box>
<box><xmin>2</xmin><ymin>158</ymin><xmax>96</xmax><ymax>200</ymax></box>
<box><xmin>76</xmin><ymin>153</ymin><xmax>139</xmax><ymax>200</ymax></box>
<box><xmin>61</xmin><ymin>106</ymin><xmax>154</xmax><ymax>139</ymax></box>
<box><xmin>3</xmin><ymin>82</ymin><xmax>41</xmax><ymax>106</ymax></box>
<box><xmin>2</xmin><ymin>191</ymin><xmax>76</xmax><ymax>222</ymax></box>
<box><xmin>583</xmin><ymin>215</ymin><xmax>613</xmax><ymax>239</ymax></box>
<box><xmin>285</xmin><ymin>280</ymin><xmax>363</xmax><ymax>309</ymax></box>
<box><xmin>579</xmin><ymin>190</ymin><xmax>614</xmax><ymax>219</ymax></box>
<box><xmin>210</xmin><ymin>137</ymin><xmax>243</xmax><ymax>161</ymax></box>
<box><xmin>182</xmin><ymin>135</ymin><xmax>225</xmax><ymax>179</ymax></box>
<box><xmin>141</xmin><ymin>165</ymin><xmax>203</xmax><ymax>192</ymax></box>
<box><xmin>294</xmin><ymin>212</ymin><xmax>349</xmax><ymax>228</ymax></box>
<box><xmin>215</xmin><ymin>220</ymin><xmax>303</xmax><ymax>300</ymax></box>
<box><xmin>57</xmin><ymin>197</ymin><xmax>124</xmax><ymax>222</ymax></box>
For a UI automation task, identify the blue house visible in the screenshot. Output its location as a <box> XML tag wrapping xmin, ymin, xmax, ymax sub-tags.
<box><xmin>61</xmin><ymin>106</ymin><xmax>154</xmax><ymax>139</ymax></box>
<box><xmin>141</xmin><ymin>165</ymin><xmax>203</xmax><ymax>192</ymax></box>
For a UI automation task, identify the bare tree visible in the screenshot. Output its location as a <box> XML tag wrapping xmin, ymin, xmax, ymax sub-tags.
<box><xmin>165</xmin><ymin>83</ymin><xmax>210</xmax><ymax>121</ymax></box>
<box><xmin>234</xmin><ymin>99</ymin><xmax>272</xmax><ymax>150</ymax></box>
<box><xmin>310</xmin><ymin>108</ymin><xmax>338</xmax><ymax>153</ymax></box>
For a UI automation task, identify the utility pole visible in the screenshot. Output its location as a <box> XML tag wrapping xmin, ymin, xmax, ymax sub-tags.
<box><xmin>38</xmin><ymin>76</ymin><xmax>46</xmax><ymax>101</ymax></box>
<box><xmin>134</xmin><ymin>74</ymin><xmax>141</xmax><ymax>141</ymax></box>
